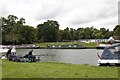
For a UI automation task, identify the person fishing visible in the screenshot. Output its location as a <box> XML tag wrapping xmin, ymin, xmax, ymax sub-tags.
<box><xmin>23</xmin><ymin>50</ymin><xmax>36</xmax><ymax>62</ymax></box>
<box><xmin>6</xmin><ymin>48</ymin><xmax>12</xmax><ymax>59</ymax></box>
<box><xmin>23</xmin><ymin>50</ymin><xmax>33</xmax><ymax>58</ymax></box>
<box><xmin>28</xmin><ymin>50</ymin><xmax>33</xmax><ymax>56</ymax></box>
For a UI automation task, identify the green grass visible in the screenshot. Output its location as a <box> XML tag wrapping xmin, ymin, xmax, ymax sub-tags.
<box><xmin>2</xmin><ymin>60</ymin><xmax>119</xmax><ymax>78</ymax></box>
<box><xmin>34</xmin><ymin>42</ymin><xmax>97</xmax><ymax>48</ymax></box>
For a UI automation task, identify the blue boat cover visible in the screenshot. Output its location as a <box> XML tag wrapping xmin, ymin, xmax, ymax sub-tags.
<box><xmin>100</xmin><ymin>43</ymin><xmax>120</xmax><ymax>59</ymax></box>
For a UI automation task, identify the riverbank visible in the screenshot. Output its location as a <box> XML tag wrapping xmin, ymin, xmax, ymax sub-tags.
<box><xmin>34</xmin><ymin>42</ymin><xmax>97</xmax><ymax>49</ymax></box>
<box><xmin>2</xmin><ymin>60</ymin><xmax>119</xmax><ymax>78</ymax></box>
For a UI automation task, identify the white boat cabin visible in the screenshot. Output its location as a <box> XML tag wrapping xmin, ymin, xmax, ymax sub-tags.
<box><xmin>0</xmin><ymin>45</ymin><xmax>16</xmax><ymax>53</ymax></box>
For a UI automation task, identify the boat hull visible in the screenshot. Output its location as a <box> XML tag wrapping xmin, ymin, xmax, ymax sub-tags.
<box><xmin>96</xmin><ymin>44</ymin><xmax>111</xmax><ymax>49</ymax></box>
<box><xmin>96</xmin><ymin>46</ymin><xmax>105</xmax><ymax>49</ymax></box>
<box><xmin>98</xmin><ymin>59</ymin><xmax>120</xmax><ymax>66</ymax></box>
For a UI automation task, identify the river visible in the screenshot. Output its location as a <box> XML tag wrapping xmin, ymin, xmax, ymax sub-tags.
<box><xmin>16</xmin><ymin>49</ymin><xmax>103</xmax><ymax>66</ymax></box>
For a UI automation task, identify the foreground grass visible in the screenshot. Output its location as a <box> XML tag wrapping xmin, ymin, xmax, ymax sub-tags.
<box><xmin>2</xmin><ymin>60</ymin><xmax>119</xmax><ymax>78</ymax></box>
<box><xmin>34</xmin><ymin>42</ymin><xmax>97</xmax><ymax>48</ymax></box>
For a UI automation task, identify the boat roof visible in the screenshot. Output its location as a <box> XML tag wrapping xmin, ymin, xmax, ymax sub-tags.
<box><xmin>100</xmin><ymin>43</ymin><xmax>120</xmax><ymax>59</ymax></box>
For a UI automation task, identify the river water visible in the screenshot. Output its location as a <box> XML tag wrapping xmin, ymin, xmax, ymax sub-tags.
<box><xmin>16</xmin><ymin>49</ymin><xmax>103</xmax><ymax>66</ymax></box>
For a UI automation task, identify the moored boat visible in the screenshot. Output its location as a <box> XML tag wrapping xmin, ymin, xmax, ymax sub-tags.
<box><xmin>96</xmin><ymin>44</ymin><xmax>111</xmax><ymax>49</ymax></box>
<box><xmin>0</xmin><ymin>45</ymin><xmax>16</xmax><ymax>53</ymax></box>
<box><xmin>97</xmin><ymin>43</ymin><xmax>120</xmax><ymax>66</ymax></box>
<box><xmin>46</xmin><ymin>44</ymin><xmax>86</xmax><ymax>49</ymax></box>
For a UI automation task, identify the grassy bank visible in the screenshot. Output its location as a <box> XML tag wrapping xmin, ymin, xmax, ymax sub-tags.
<box><xmin>2</xmin><ymin>60</ymin><xmax>119</xmax><ymax>78</ymax></box>
<box><xmin>34</xmin><ymin>42</ymin><xmax>97</xmax><ymax>48</ymax></box>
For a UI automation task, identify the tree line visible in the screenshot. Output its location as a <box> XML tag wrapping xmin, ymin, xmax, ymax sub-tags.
<box><xmin>0</xmin><ymin>15</ymin><xmax>120</xmax><ymax>45</ymax></box>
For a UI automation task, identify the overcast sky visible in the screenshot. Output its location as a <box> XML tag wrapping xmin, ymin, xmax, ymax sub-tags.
<box><xmin>0</xmin><ymin>0</ymin><xmax>119</xmax><ymax>30</ymax></box>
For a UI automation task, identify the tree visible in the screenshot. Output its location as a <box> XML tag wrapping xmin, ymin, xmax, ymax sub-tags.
<box><xmin>69</xmin><ymin>28</ymin><xmax>78</xmax><ymax>40</ymax></box>
<box><xmin>1</xmin><ymin>14</ymin><xmax>116</xmax><ymax>44</ymax></box>
<box><xmin>58</xmin><ymin>30</ymin><xmax>63</xmax><ymax>41</ymax></box>
<box><xmin>77</xmin><ymin>28</ymin><xmax>85</xmax><ymax>39</ymax></box>
<box><xmin>100</xmin><ymin>28</ymin><xmax>106</xmax><ymax>34</ymax></box>
<box><xmin>104</xmin><ymin>31</ymin><xmax>113</xmax><ymax>39</ymax></box>
<box><xmin>7</xmin><ymin>15</ymin><xmax>18</xmax><ymax>27</ymax></box>
<box><xmin>91</xmin><ymin>27</ymin><xmax>98</xmax><ymax>39</ymax></box>
<box><xmin>37</xmin><ymin>20</ymin><xmax>59</xmax><ymax>42</ymax></box>
<box><xmin>1</xmin><ymin>15</ymin><xmax>18</xmax><ymax>44</ymax></box>
<box><xmin>20</xmin><ymin>25</ymin><xmax>37</xmax><ymax>44</ymax></box>
<box><xmin>100</xmin><ymin>28</ymin><xmax>111</xmax><ymax>38</ymax></box>
<box><xmin>17</xmin><ymin>17</ymin><xmax>26</xmax><ymax>25</ymax></box>
<box><xmin>84</xmin><ymin>27</ymin><xmax>93</xmax><ymax>39</ymax></box>
<box><xmin>95</xmin><ymin>31</ymin><xmax>104</xmax><ymax>39</ymax></box>
<box><xmin>114</xmin><ymin>25</ymin><xmax>120</xmax><ymax>36</ymax></box>
<box><xmin>61</xmin><ymin>27</ymin><xmax>71</xmax><ymax>41</ymax></box>
<box><xmin>1</xmin><ymin>15</ymin><xmax>37</xmax><ymax>44</ymax></box>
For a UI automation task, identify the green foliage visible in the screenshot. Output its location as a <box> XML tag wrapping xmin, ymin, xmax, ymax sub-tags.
<box><xmin>114</xmin><ymin>25</ymin><xmax>120</xmax><ymax>36</ymax></box>
<box><xmin>1</xmin><ymin>15</ymin><xmax>37</xmax><ymax>45</ymax></box>
<box><xmin>1</xmin><ymin>15</ymin><xmax>116</xmax><ymax>44</ymax></box>
<box><xmin>104</xmin><ymin>31</ymin><xmax>114</xmax><ymax>39</ymax></box>
<box><xmin>37</xmin><ymin>20</ymin><xmax>59</xmax><ymax>42</ymax></box>
<box><xmin>77</xmin><ymin>28</ymin><xmax>85</xmax><ymax>39</ymax></box>
<box><xmin>61</xmin><ymin>27</ymin><xmax>71</xmax><ymax>40</ymax></box>
<box><xmin>95</xmin><ymin>32</ymin><xmax>103</xmax><ymax>39</ymax></box>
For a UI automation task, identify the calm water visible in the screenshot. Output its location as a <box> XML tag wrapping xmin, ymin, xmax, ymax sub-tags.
<box><xmin>16</xmin><ymin>49</ymin><xmax>103</xmax><ymax>66</ymax></box>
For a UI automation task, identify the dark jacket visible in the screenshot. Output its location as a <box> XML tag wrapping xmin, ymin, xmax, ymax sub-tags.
<box><xmin>6</xmin><ymin>49</ymin><xmax>12</xmax><ymax>58</ymax></box>
<box><xmin>28</xmin><ymin>50</ymin><xmax>33</xmax><ymax>55</ymax></box>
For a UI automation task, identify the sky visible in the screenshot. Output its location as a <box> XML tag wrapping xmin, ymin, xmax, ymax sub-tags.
<box><xmin>0</xmin><ymin>0</ymin><xmax>119</xmax><ymax>30</ymax></box>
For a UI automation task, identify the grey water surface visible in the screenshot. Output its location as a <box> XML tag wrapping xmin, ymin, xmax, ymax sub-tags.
<box><xmin>16</xmin><ymin>49</ymin><xmax>103</xmax><ymax>66</ymax></box>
